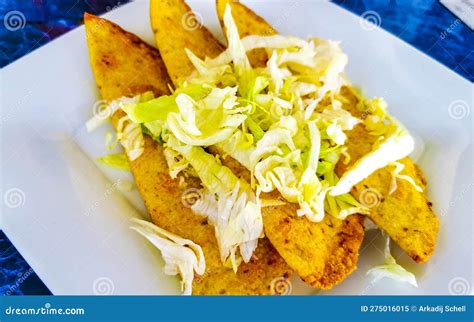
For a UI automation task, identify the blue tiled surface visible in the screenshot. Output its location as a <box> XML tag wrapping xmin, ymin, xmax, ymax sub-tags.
<box><xmin>334</xmin><ymin>0</ymin><xmax>473</xmax><ymax>81</ymax></box>
<box><xmin>0</xmin><ymin>0</ymin><xmax>472</xmax><ymax>296</ymax></box>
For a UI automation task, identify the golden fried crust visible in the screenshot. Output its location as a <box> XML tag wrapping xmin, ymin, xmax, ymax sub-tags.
<box><xmin>84</xmin><ymin>13</ymin><xmax>171</xmax><ymax>100</ymax></box>
<box><xmin>213</xmin><ymin>147</ymin><xmax>364</xmax><ymax>289</ymax></box>
<box><xmin>216</xmin><ymin>0</ymin><xmax>276</xmax><ymax>67</ymax></box>
<box><xmin>150</xmin><ymin>0</ymin><xmax>224</xmax><ymax>85</ymax></box>
<box><xmin>214</xmin><ymin>1</ymin><xmax>365</xmax><ymax>289</ymax></box>
<box><xmin>335</xmin><ymin>87</ymin><xmax>439</xmax><ymax>263</ymax></box>
<box><xmin>262</xmin><ymin>201</ymin><xmax>364</xmax><ymax>289</ymax></box>
<box><xmin>85</xmin><ymin>13</ymin><xmax>290</xmax><ymax>294</ymax></box>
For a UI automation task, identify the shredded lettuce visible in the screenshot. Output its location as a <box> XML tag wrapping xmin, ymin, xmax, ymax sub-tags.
<box><xmin>166</xmin><ymin>137</ymin><xmax>263</xmax><ymax>271</ymax></box>
<box><xmin>123</xmin><ymin>95</ymin><xmax>178</xmax><ymax>124</ymax></box>
<box><xmin>331</xmin><ymin>121</ymin><xmax>415</xmax><ymax>196</ymax></box>
<box><xmin>223</xmin><ymin>5</ymin><xmax>251</xmax><ymax>76</ymax></box>
<box><xmin>191</xmin><ymin>183</ymin><xmax>263</xmax><ymax>272</ymax></box>
<box><xmin>97</xmin><ymin>153</ymin><xmax>130</xmax><ymax>171</ymax></box>
<box><xmin>122</xmin><ymin>85</ymin><xmax>211</xmax><ymax>124</ymax></box>
<box><xmin>87</xmin><ymin>4</ymin><xmax>423</xmax><ymax>270</ymax></box>
<box><xmin>86</xmin><ymin>96</ymin><xmax>139</xmax><ymax>132</ymax></box>
<box><xmin>130</xmin><ymin>218</ymin><xmax>205</xmax><ymax>295</ymax></box>
<box><xmin>167</xmin><ymin>87</ymin><xmax>249</xmax><ymax>146</ymax></box>
<box><xmin>367</xmin><ymin>235</ymin><xmax>418</xmax><ymax>287</ymax></box>
<box><xmin>115</xmin><ymin>115</ymin><xmax>144</xmax><ymax>161</ymax></box>
<box><xmin>388</xmin><ymin>161</ymin><xmax>423</xmax><ymax>195</ymax></box>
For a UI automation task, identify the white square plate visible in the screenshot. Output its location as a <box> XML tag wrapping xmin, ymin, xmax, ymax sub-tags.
<box><xmin>1</xmin><ymin>0</ymin><xmax>472</xmax><ymax>295</ymax></box>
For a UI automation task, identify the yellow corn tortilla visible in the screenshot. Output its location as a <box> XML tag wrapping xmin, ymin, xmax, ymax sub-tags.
<box><xmin>217</xmin><ymin>0</ymin><xmax>438</xmax><ymax>265</ymax></box>
<box><xmin>216</xmin><ymin>0</ymin><xmax>367</xmax><ymax>289</ymax></box>
<box><xmin>150</xmin><ymin>0</ymin><xmax>224</xmax><ymax>84</ymax></box>
<box><xmin>84</xmin><ymin>12</ymin><xmax>291</xmax><ymax>295</ymax></box>
<box><xmin>216</xmin><ymin>0</ymin><xmax>275</xmax><ymax>67</ymax></box>
<box><xmin>151</xmin><ymin>0</ymin><xmax>365</xmax><ymax>289</ymax></box>
<box><xmin>335</xmin><ymin>87</ymin><xmax>439</xmax><ymax>263</ymax></box>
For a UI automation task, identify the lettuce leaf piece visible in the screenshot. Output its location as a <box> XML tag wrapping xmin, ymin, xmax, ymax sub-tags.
<box><xmin>123</xmin><ymin>85</ymin><xmax>211</xmax><ymax>124</ymax></box>
<box><xmin>168</xmin><ymin>139</ymin><xmax>246</xmax><ymax>194</ymax></box>
<box><xmin>130</xmin><ymin>218</ymin><xmax>205</xmax><ymax>295</ymax></box>
<box><xmin>167</xmin><ymin>87</ymin><xmax>248</xmax><ymax>146</ymax></box>
<box><xmin>223</xmin><ymin>5</ymin><xmax>251</xmax><ymax>76</ymax></box>
<box><xmin>191</xmin><ymin>184</ymin><xmax>263</xmax><ymax>272</ymax></box>
<box><xmin>367</xmin><ymin>235</ymin><xmax>418</xmax><ymax>287</ymax></box>
<box><xmin>296</xmin><ymin>121</ymin><xmax>328</xmax><ymax>221</ymax></box>
<box><xmin>245</xmin><ymin>117</ymin><xmax>265</xmax><ymax>141</ymax></box>
<box><xmin>331</xmin><ymin>120</ymin><xmax>415</xmax><ymax>196</ymax></box>
<box><xmin>247</xmin><ymin>76</ymin><xmax>269</xmax><ymax>102</ymax></box>
<box><xmin>167</xmin><ymin>137</ymin><xmax>262</xmax><ymax>271</ymax></box>
<box><xmin>123</xmin><ymin>95</ymin><xmax>178</xmax><ymax>123</ymax></box>
<box><xmin>96</xmin><ymin>153</ymin><xmax>130</xmax><ymax>171</ymax></box>
<box><xmin>216</xmin><ymin>130</ymin><xmax>255</xmax><ymax>169</ymax></box>
<box><xmin>388</xmin><ymin>161</ymin><xmax>423</xmax><ymax>195</ymax></box>
<box><xmin>86</xmin><ymin>96</ymin><xmax>139</xmax><ymax>132</ymax></box>
<box><xmin>142</xmin><ymin>120</ymin><xmax>164</xmax><ymax>141</ymax></box>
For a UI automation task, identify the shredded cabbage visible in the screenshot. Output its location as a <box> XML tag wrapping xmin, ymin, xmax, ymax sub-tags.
<box><xmin>97</xmin><ymin>153</ymin><xmax>130</xmax><ymax>171</ymax></box>
<box><xmin>191</xmin><ymin>183</ymin><xmax>263</xmax><ymax>272</ymax></box>
<box><xmin>130</xmin><ymin>218</ymin><xmax>205</xmax><ymax>295</ymax></box>
<box><xmin>223</xmin><ymin>5</ymin><xmax>251</xmax><ymax>76</ymax></box>
<box><xmin>87</xmin><ymin>4</ymin><xmax>422</xmax><ymax>270</ymax></box>
<box><xmin>165</xmin><ymin>136</ymin><xmax>263</xmax><ymax>270</ymax></box>
<box><xmin>331</xmin><ymin>120</ymin><xmax>415</xmax><ymax>196</ymax></box>
<box><xmin>388</xmin><ymin>161</ymin><xmax>423</xmax><ymax>195</ymax></box>
<box><xmin>367</xmin><ymin>235</ymin><xmax>418</xmax><ymax>287</ymax></box>
<box><xmin>167</xmin><ymin>87</ymin><xmax>249</xmax><ymax>146</ymax></box>
<box><xmin>86</xmin><ymin>96</ymin><xmax>139</xmax><ymax>132</ymax></box>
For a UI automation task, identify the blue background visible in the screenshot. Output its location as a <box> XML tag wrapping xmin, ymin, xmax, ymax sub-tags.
<box><xmin>0</xmin><ymin>0</ymin><xmax>472</xmax><ymax>296</ymax></box>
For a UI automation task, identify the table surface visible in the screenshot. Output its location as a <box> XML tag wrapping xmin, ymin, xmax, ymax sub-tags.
<box><xmin>0</xmin><ymin>0</ymin><xmax>472</xmax><ymax>296</ymax></box>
